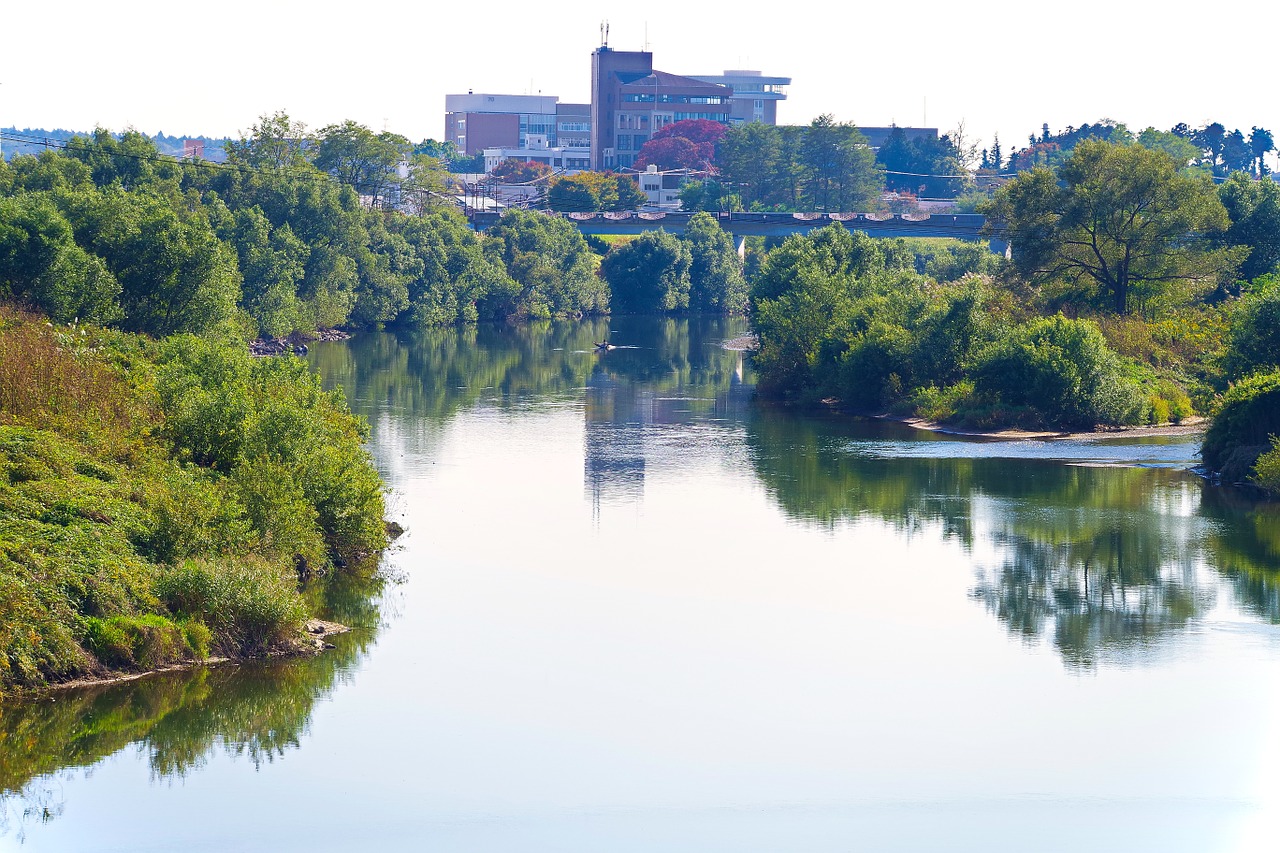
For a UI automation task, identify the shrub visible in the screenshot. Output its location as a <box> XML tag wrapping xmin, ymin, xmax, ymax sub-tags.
<box><xmin>84</xmin><ymin>614</ymin><xmax>190</xmax><ymax>669</ymax></box>
<box><xmin>1201</xmin><ymin>369</ymin><xmax>1280</xmax><ymax>482</ymax></box>
<box><xmin>1253</xmin><ymin>439</ymin><xmax>1280</xmax><ymax>494</ymax></box>
<box><xmin>155</xmin><ymin>559</ymin><xmax>306</xmax><ymax>655</ymax></box>
<box><xmin>908</xmin><ymin>380</ymin><xmax>976</xmax><ymax>422</ymax></box>
<box><xmin>974</xmin><ymin>315</ymin><xmax>1147</xmax><ymax>429</ymax></box>
<box><xmin>1223</xmin><ymin>276</ymin><xmax>1280</xmax><ymax>380</ymax></box>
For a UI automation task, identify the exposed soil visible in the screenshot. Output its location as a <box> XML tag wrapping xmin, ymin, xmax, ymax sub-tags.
<box><xmin>30</xmin><ymin>621</ymin><xmax>352</xmax><ymax>697</ymax></box>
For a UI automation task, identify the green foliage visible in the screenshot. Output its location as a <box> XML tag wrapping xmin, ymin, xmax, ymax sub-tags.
<box><xmin>155</xmin><ymin>335</ymin><xmax>387</xmax><ymax>566</ymax></box>
<box><xmin>484</xmin><ymin>210</ymin><xmax>607</xmax><ymax>319</ymax></box>
<box><xmin>1201</xmin><ymin>369</ymin><xmax>1280</xmax><ymax>482</ymax></box>
<box><xmin>984</xmin><ymin>140</ymin><xmax>1240</xmax><ymax>314</ymax></box>
<box><xmin>545</xmin><ymin>172</ymin><xmax>645</xmax><ymax>213</ymax></box>
<box><xmin>0</xmin><ymin>311</ymin><xmax>387</xmax><ymax>690</ymax></box>
<box><xmin>683</xmin><ymin>213</ymin><xmax>747</xmax><ymax>313</ymax></box>
<box><xmin>1223</xmin><ymin>275</ymin><xmax>1280</xmax><ymax>380</ymax></box>
<box><xmin>84</xmin><ymin>615</ymin><xmax>191</xmax><ymax>669</ymax></box>
<box><xmin>599</xmin><ymin>230</ymin><xmax>691</xmax><ymax>313</ymax></box>
<box><xmin>1218</xmin><ymin>173</ymin><xmax>1280</xmax><ymax>282</ymax></box>
<box><xmin>313</xmin><ymin>120</ymin><xmax>411</xmax><ymax>208</ymax></box>
<box><xmin>155</xmin><ymin>559</ymin><xmax>306</xmax><ymax>655</ymax></box>
<box><xmin>973</xmin><ymin>315</ymin><xmax>1147</xmax><ymax>429</ymax></box>
<box><xmin>1252</xmin><ymin>437</ymin><xmax>1280</xmax><ymax>495</ymax></box>
<box><xmin>876</xmin><ymin>126</ymin><xmax>970</xmax><ymax>198</ymax></box>
<box><xmin>0</xmin><ymin>194</ymin><xmax>122</xmax><ymax>324</ymax></box>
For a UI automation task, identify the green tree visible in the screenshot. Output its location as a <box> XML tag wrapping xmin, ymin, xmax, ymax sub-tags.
<box><xmin>313</xmin><ymin>121</ymin><xmax>411</xmax><ymax>208</ymax></box>
<box><xmin>225</xmin><ymin>111</ymin><xmax>313</xmax><ymax>171</ymax></box>
<box><xmin>983</xmin><ymin>140</ymin><xmax>1239</xmax><ymax>313</ymax></box>
<box><xmin>682</xmin><ymin>212</ymin><xmax>746</xmax><ymax>313</ymax></box>
<box><xmin>1249</xmin><ymin>127</ymin><xmax>1274</xmax><ymax>177</ymax></box>
<box><xmin>0</xmin><ymin>193</ymin><xmax>122</xmax><ymax>324</ymax></box>
<box><xmin>973</xmin><ymin>315</ymin><xmax>1147</xmax><ymax>428</ymax></box>
<box><xmin>399</xmin><ymin>153</ymin><xmax>452</xmax><ymax>216</ymax></box>
<box><xmin>1218</xmin><ymin>171</ymin><xmax>1280</xmax><ymax>282</ymax></box>
<box><xmin>58</xmin><ymin>186</ymin><xmax>240</xmax><ymax>335</ymax></box>
<box><xmin>599</xmin><ymin>230</ymin><xmax>691</xmax><ymax>313</ymax></box>
<box><xmin>799</xmin><ymin>115</ymin><xmax>882</xmax><ymax>211</ymax></box>
<box><xmin>484</xmin><ymin>209</ymin><xmax>606</xmax><ymax>318</ymax></box>
<box><xmin>1223</xmin><ymin>275</ymin><xmax>1280</xmax><ymax>379</ymax></box>
<box><xmin>1136</xmin><ymin>127</ymin><xmax>1201</xmax><ymax>167</ymax></box>
<box><xmin>718</xmin><ymin>122</ymin><xmax>781</xmax><ymax>209</ymax></box>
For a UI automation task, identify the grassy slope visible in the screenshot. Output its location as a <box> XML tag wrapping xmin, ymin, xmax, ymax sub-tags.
<box><xmin>0</xmin><ymin>306</ymin><xmax>387</xmax><ymax>693</ymax></box>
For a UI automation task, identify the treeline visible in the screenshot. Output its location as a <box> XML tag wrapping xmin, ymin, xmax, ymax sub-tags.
<box><xmin>998</xmin><ymin>120</ymin><xmax>1275</xmax><ymax>178</ymax></box>
<box><xmin>0</xmin><ymin>306</ymin><xmax>388</xmax><ymax>691</ymax></box>
<box><xmin>751</xmin><ymin>139</ymin><xmax>1280</xmax><ymax>493</ymax></box>
<box><xmin>0</xmin><ymin>115</ymin><xmax>754</xmax><ymax>339</ymax></box>
<box><xmin>638</xmin><ymin>116</ymin><xmax>966</xmax><ymax>210</ymax></box>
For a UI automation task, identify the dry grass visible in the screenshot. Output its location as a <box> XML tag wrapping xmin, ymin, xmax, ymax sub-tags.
<box><xmin>0</xmin><ymin>305</ymin><xmax>133</xmax><ymax>438</ymax></box>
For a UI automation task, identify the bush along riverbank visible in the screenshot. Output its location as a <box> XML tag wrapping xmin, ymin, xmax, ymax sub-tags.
<box><xmin>0</xmin><ymin>305</ymin><xmax>390</xmax><ymax>694</ymax></box>
<box><xmin>746</xmin><ymin>226</ymin><xmax>1278</xmax><ymax>492</ymax></box>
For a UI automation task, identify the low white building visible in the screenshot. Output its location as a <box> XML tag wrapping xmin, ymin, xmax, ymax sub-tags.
<box><xmin>482</xmin><ymin>144</ymin><xmax>591</xmax><ymax>174</ymax></box>
<box><xmin>631</xmin><ymin>165</ymin><xmax>707</xmax><ymax>209</ymax></box>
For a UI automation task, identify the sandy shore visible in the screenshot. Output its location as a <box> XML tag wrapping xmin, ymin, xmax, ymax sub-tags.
<box><xmin>894</xmin><ymin>415</ymin><xmax>1207</xmax><ymax>442</ymax></box>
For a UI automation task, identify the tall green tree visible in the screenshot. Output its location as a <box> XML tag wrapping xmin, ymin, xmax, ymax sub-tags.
<box><xmin>681</xmin><ymin>212</ymin><xmax>746</xmax><ymax>313</ymax></box>
<box><xmin>226</xmin><ymin>111</ymin><xmax>313</xmax><ymax>171</ymax></box>
<box><xmin>599</xmin><ymin>230</ymin><xmax>691</xmax><ymax>313</ymax></box>
<box><xmin>313</xmin><ymin>121</ymin><xmax>411</xmax><ymax>208</ymax></box>
<box><xmin>983</xmin><ymin>140</ymin><xmax>1239</xmax><ymax>313</ymax></box>
<box><xmin>718</xmin><ymin>122</ymin><xmax>781</xmax><ymax>209</ymax></box>
<box><xmin>1218</xmin><ymin>171</ymin><xmax>1280</xmax><ymax>282</ymax></box>
<box><xmin>799</xmin><ymin>115</ymin><xmax>882</xmax><ymax>211</ymax></box>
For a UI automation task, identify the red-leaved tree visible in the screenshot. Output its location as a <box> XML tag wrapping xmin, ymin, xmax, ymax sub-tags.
<box><xmin>636</xmin><ymin>119</ymin><xmax>727</xmax><ymax>171</ymax></box>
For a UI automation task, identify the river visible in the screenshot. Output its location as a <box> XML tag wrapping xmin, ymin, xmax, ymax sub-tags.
<box><xmin>3</xmin><ymin>316</ymin><xmax>1279</xmax><ymax>852</ymax></box>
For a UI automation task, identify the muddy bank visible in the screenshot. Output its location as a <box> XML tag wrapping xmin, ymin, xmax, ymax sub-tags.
<box><xmin>24</xmin><ymin>620</ymin><xmax>352</xmax><ymax>697</ymax></box>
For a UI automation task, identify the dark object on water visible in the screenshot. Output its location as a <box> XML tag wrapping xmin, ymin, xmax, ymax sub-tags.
<box><xmin>594</xmin><ymin>341</ymin><xmax>616</xmax><ymax>352</ymax></box>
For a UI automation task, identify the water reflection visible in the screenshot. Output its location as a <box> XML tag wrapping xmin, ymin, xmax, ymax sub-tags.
<box><xmin>745</xmin><ymin>408</ymin><xmax>1278</xmax><ymax>667</ymax></box>
<box><xmin>0</xmin><ymin>572</ymin><xmax>386</xmax><ymax>841</ymax></box>
<box><xmin>310</xmin><ymin>316</ymin><xmax>754</xmax><ymax>510</ymax></box>
<box><xmin>584</xmin><ymin>317</ymin><xmax>753</xmax><ymax>509</ymax></box>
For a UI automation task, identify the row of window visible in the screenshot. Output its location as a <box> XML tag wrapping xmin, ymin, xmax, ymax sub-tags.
<box><xmin>622</xmin><ymin>94</ymin><xmax>727</xmax><ymax>105</ymax></box>
<box><xmin>616</xmin><ymin>133</ymin><xmax>649</xmax><ymax>151</ymax></box>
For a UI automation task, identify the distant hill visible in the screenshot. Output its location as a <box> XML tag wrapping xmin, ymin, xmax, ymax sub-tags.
<box><xmin>1</xmin><ymin>127</ymin><xmax>229</xmax><ymax>162</ymax></box>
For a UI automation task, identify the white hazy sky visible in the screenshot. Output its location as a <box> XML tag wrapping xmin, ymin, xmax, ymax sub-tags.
<box><xmin>2</xmin><ymin>0</ymin><xmax>1273</xmax><ymax>154</ymax></box>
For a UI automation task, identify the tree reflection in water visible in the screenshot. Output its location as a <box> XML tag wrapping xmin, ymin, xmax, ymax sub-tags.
<box><xmin>746</xmin><ymin>408</ymin><xmax>1277</xmax><ymax>668</ymax></box>
<box><xmin>0</xmin><ymin>570</ymin><xmax>386</xmax><ymax>840</ymax></box>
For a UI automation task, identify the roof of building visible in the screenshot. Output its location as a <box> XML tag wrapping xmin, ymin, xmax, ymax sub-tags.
<box><xmin>616</xmin><ymin>70</ymin><xmax>730</xmax><ymax>94</ymax></box>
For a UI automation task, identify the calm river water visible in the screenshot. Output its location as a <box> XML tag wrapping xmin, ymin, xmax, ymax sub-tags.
<box><xmin>3</xmin><ymin>316</ymin><xmax>1280</xmax><ymax>852</ymax></box>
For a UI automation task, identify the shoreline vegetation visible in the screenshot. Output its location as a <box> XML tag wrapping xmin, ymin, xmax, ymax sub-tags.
<box><xmin>3</xmin><ymin>115</ymin><xmax>1280</xmax><ymax>690</ymax></box>
<box><xmin>0</xmin><ymin>306</ymin><xmax>391</xmax><ymax>694</ymax></box>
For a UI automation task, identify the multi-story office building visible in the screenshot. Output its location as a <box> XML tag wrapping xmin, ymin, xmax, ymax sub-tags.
<box><xmin>444</xmin><ymin>93</ymin><xmax>561</xmax><ymax>156</ymax></box>
<box><xmin>687</xmin><ymin>70</ymin><xmax>790</xmax><ymax>125</ymax></box>
<box><xmin>590</xmin><ymin>47</ymin><xmax>732</xmax><ymax>170</ymax></box>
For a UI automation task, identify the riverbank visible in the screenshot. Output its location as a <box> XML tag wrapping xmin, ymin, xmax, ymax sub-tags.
<box><xmin>22</xmin><ymin>620</ymin><xmax>353</xmax><ymax>698</ymax></box>
<box><xmin>0</xmin><ymin>307</ymin><xmax>390</xmax><ymax>694</ymax></box>
<box><xmin>893</xmin><ymin>414</ymin><xmax>1208</xmax><ymax>442</ymax></box>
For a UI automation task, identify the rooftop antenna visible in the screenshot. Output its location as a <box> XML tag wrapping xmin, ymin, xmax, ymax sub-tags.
<box><xmin>600</xmin><ymin>20</ymin><xmax>609</xmax><ymax>48</ymax></box>
<box><xmin>644</xmin><ymin>23</ymin><xmax>649</xmax><ymax>51</ymax></box>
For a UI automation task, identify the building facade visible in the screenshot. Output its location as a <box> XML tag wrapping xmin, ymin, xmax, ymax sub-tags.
<box><xmin>687</xmin><ymin>70</ymin><xmax>790</xmax><ymax>125</ymax></box>
<box><xmin>590</xmin><ymin>47</ymin><xmax>732</xmax><ymax>170</ymax></box>
<box><xmin>444</xmin><ymin>93</ymin><xmax>561</xmax><ymax>156</ymax></box>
